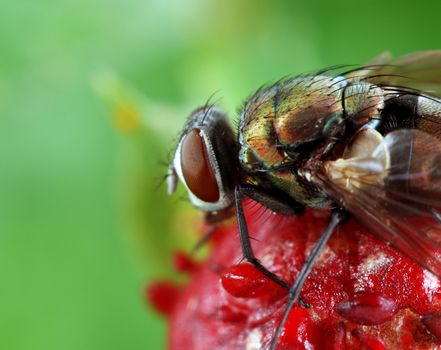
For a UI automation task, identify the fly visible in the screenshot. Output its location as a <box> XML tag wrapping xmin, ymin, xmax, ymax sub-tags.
<box><xmin>166</xmin><ymin>51</ymin><xmax>441</xmax><ymax>349</ymax></box>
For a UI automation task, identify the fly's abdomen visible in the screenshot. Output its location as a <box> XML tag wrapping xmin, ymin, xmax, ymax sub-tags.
<box><xmin>419</xmin><ymin>96</ymin><xmax>441</xmax><ymax>137</ymax></box>
<box><xmin>379</xmin><ymin>93</ymin><xmax>441</xmax><ymax>140</ymax></box>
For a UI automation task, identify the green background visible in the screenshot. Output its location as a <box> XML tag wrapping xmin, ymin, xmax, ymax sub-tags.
<box><xmin>1</xmin><ymin>0</ymin><xmax>440</xmax><ymax>349</ymax></box>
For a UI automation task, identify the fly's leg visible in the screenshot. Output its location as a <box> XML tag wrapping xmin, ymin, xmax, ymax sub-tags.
<box><xmin>269</xmin><ymin>210</ymin><xmax>346</xmax><ymax>350</ymax></box>
<box><xmin>234</xmin><ymin>185</ymin><xmax>308</xmax><ymax>307</ymax></box>
<box><xmin>239</xmin><ymin>185</ymin><xmax>304</xmax><ymax>217</ymax></box>
<box><xmin>432</xmin><ymin>208</ymin><xmax>441</xmax><ymax>224</ymax></box>
<box><xmin>192</xmin><ymin>207</ymin><xmax>236</xmax><ymax>253</ymax></box>
<box><xmin>192</xmin><ymin>226</ymin><xmax>216</xmax><ymax>254</ymax></box>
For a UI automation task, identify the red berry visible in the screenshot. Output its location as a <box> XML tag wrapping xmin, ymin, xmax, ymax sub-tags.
<box><xmin>147</xmin><ymin>203</ymin><xmax>441</xmax><ymax>349</ymax></box>
<box><xmin>336</xmin><ymin>293</ymin><xmax>397</xmax><ymax>325</ymax></box>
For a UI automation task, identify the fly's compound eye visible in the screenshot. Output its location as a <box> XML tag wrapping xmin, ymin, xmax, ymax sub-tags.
<box><xmin>170</xmin><ymin>107</ymin><xmax>237</xmax><ymax>212</ymax></box>
<box><xmin>322</xmin><ymin>113</ymin><xmax>346</xmax><ymax>139</ymax></box>
<box><xmin>180</xmin><ymin>128</ymin><xmax>219</xmax><ymax>203</ymax></box>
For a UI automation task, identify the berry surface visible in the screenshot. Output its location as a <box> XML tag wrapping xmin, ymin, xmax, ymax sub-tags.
<box><xmin>148</xmin><ymin>201</ymin><xmax>441</xmax><ymax>349</ymax></box>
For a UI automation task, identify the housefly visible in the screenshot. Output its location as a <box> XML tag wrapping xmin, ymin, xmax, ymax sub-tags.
<box><xmin>166</xmin><ymin>51</ymin><xmax>441</xmax><ymax>349</ymax></box>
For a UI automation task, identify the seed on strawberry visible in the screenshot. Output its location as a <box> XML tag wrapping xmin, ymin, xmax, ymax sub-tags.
<box><xmin>221</xmin><ymin>262</ymin><xmax>286</xmax><ymax>299</ymax></box>
<box><xmin>336</xmin><ymin>293</ymin><xmax>397</xmax><ymax>325</ymax></box>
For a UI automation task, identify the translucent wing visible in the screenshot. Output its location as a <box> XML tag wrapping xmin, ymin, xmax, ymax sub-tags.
<box><xmin>316</xmin><ymin>129</ymin><xmax>441</xmax><ymax>276</ymax></box>
<box><xmin>346</xmin><ymin>51</ymin><xmax>441</xmax><ymax>97</ymax></box>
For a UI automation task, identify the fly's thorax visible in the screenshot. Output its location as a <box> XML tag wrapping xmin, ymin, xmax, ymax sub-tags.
<box><xmin>273</xmin><ymin>78</ymin><xmax>385</xmax><ymax>145</ymax></box>
<box><xmin>239</xmin><ymin>76</ymin><xmax>346</xmax><ymax>174</ymax></box>
<box><xmin>273</xmin><ymin>75</ymin><xmax>347</xmax><ymax>147</ymax></box>
<box><xmin>343</xmin><ymin>82</ymin><xmax>385</xmax><ymax>125</ymax></box>
<box><xmin>238</xmin><ymin>86</ymin><xmax>286</xmax><ymax>173</ymax></box>
<box><xmin>169</xmin><ymin>106</ymin><xmax>238</xmax><ymax>212</ymax></box>
<box><xmin>238</xmin><ymin>74</ymin><xmax>386</xmax><ymax>206</ymax></box>
<box><xmin>239</xmin><ymin>77</ymin><xmax>385</xmax><ymax>171</ymax></box>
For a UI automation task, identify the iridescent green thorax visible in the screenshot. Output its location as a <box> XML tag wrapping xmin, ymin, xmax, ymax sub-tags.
<box><xmin>238</xmin><ymin>75</ymin><xmax>385</xmax><ymax>207</ymax></box>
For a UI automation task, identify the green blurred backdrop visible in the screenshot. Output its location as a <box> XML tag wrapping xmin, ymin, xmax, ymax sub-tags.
<box><xmin>1</xmin><ymin>0</ymin><xmax>440</xmax><ymax>349</ymax></box>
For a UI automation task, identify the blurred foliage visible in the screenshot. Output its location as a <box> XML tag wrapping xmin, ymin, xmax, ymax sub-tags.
<box><xmin>0</xmin><ymin>0</ymin><xmax>440</xmax><ymax>349</ymax></box>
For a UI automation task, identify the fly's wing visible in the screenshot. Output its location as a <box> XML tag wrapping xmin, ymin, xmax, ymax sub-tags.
<box><xmin>346</xmin><ymin>51</ymin><xmax>441</xmax><ymax>97</ymax></box>
<box><xmin>316</xmin><ymin>129</ymin><xmax>441</xmax><ymax>276</ymax></box>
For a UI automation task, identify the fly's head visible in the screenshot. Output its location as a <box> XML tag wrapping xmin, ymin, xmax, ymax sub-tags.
<box><xmin>168</xmin><ymin>106</ymin><xmax>238</xmax><ymax>214</ymax></box>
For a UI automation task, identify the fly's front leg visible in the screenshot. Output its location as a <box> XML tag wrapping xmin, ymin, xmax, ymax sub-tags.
<box><xmin>192</xmin><ymin>207</ymin><xmax>235</xmax><ymax>254</ymax></box>
<box><xmin>234</xmin><ymin>185</ymin><xmax>308</xmax><ymax>307</ymax></box>
<box><xmin>192</xmin><ymin>225</ymin><xmax>217</xmax><ymax>254</ymax></box>
<box><xmin>235</xmin><ymin>186</ymin><xmax>289</xmax><ymax>290</ymax></box>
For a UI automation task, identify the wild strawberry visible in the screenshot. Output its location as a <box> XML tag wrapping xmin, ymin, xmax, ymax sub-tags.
<box><xmin>147</xmin><ymin>200</ymin><xmax>441</xmax><ymax>349</ymax></box>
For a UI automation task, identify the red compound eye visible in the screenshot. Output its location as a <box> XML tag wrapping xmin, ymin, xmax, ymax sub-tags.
<box><xmin>181</xmin><ymin>128</ymin><xmax>220</xmax><ymax>203</ymax></box>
